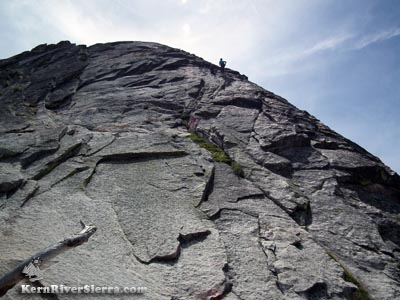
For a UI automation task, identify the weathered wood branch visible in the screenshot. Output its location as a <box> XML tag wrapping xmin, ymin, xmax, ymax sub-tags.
<box><xmin>0</xmin><ymin>221</ymin><xmax>96</xmax><ymax>296</ymax></box>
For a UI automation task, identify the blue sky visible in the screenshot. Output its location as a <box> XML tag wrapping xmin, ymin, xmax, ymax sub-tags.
<box><xmin>1</xmin><ymin>0</ymin><xmax>399</xmax><ymax>173</ymax></box>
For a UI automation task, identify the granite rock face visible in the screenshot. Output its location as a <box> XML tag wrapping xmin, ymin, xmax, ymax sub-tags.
<box><xmin>0</xmin><ymin>41</ymin><xmax>399</xmax><ymax>300</ymax></box>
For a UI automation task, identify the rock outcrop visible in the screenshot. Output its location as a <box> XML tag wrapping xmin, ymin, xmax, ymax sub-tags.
<box><xmin>0</xmin><ymin>41</ymin><xmax>399</xmax><ymax>300</ymax></box>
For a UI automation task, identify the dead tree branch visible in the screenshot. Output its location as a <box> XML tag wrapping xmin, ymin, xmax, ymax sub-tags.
<box><xmin>0</xmin><ymin>221</ymin><xmax>96</xmax><ymax>296</ymax></box>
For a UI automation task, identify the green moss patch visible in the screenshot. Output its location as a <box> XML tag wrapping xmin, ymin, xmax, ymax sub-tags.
<box><xmin>189</xmin><ymin>133</ymin><xmax>244</xmax><ymax>177</ymax></box>
<box><xmin>231</xmin><ymin>161</ymin><xmax>244</xmax><ymax>177</ymax></box>
<box><xmin>343</xmin><ymin>270</ymin><xmax>370</xmax><ymax>300</ymax></box>
<box><xmin>189</xmin><ymin>133</ymin><xmax>230</xmax><ymax>163</ymax></box>
<box><xmin>327</xmin><ymin>252</ymin><xmax>370</xmax><ymax>300</ymax></box>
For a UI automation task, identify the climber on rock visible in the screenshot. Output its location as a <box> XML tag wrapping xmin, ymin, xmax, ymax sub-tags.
<box><xmin>219</xmin><ymin>58</ymin><xmax>226</xmax><ymax>72</ymax></box>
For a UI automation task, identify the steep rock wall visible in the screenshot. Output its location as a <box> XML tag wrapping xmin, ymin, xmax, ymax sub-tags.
<box><xmin>0</xmin><ymin>41</ymin><xmax>399</xmax><ymax>300</ymax></box>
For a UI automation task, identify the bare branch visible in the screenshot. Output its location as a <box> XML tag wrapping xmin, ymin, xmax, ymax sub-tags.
<box><xmin>0</xmin><ymin>221</ymin><xmax>96</xmax><ymax>296</ymax></box>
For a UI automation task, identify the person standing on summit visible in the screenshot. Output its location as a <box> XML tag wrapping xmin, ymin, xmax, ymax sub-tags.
<box><xmin>219</xmin><ymin>58</ymin><xmax>226</xmax><ymax>72</ymax></box>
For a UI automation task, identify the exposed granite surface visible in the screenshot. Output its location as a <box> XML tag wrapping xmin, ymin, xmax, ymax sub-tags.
<box><xmin>0</xmin><ymin>41</ymin><xmax>399</xmax><ymax>300</ymax></box>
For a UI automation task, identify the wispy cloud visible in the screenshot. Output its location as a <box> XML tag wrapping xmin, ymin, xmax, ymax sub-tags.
<box><xmin>305</xmin><ymin>33</ymin><xmax>353</xmax><ymax>55</ymax></box>
<box><xmin>255</xmin><ymin>26</ymin><xmax>400</xmax><ymax>79</ymax></box>
<box><xmin>251</xmin><ymin>32</ymin><xmax>353</xmax><ymax>78</ymax></box>
<box><xmin>351</xmin><ymin>27</ymin><xmax>400</xmax><ymax>50</ymax></box>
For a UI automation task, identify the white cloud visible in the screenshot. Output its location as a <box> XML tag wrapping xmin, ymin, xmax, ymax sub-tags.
<box><xmin>306</xmin><ymin>33</ymin><xmax>353</xmax><ymax>55</ymax></box>
<box><xmin>248</xmin><ymin>32</ymin><xmax>353</xmax><ymax>79</ymax></box>
<box><xmin>182</xmin><ymin>24</ymin><xmax>191</xmax><ymax>36</ymax></box>
<box><xmin>251</xmin><ymin>25</ymin><xmax>400</xmax><ymax>79</ymax></box>
<box><xmin>351</xmin><ymin>27</ymin><xmax>400</xmax><ymax>50</ymax></box>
